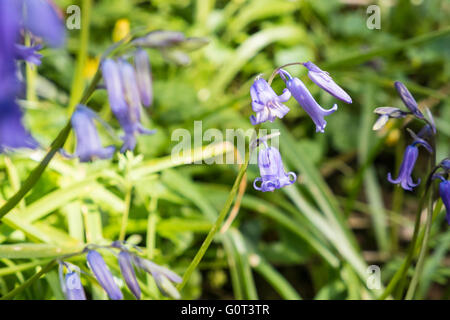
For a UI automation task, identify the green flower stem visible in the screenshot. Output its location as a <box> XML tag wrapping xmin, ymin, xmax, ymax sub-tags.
<box><xmin>378</xmin><ymin>189</ymin><xmax>426</xmax><ymax>300</ymax></box>
<box><xmin>146</xmin><ymin>197</ymin><xmax>158</xmax><ymax>260</ymax></box>
<box><xmin>405</xmin><ymin>188</ymin><xmax>434</xmax><ymax>300</ymax></box>
<box><xmin>405</xmin><ymin>139</ymin><xmax>437</xmax><ymax>299</ymax></box>
<box><xmin>177</xmin><ymin>151</ymin><xmax>250</xmax><ymax>291</ymax></box>
<box><xmin>68</xmin><ymin>0</ymin><xmax>92</xmax><ymax>114</ymax></box>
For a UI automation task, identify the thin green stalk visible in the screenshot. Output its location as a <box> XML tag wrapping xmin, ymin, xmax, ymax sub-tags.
<box><xmin>68</xmin><ymin>0</ymin><xmax>92</xmax><ymax>113</ymax></box>
<box><xmin>405</xmin><ymin>189</ymin><xmax>434</xmax><ymax>299</ymax></box>
<box><xmin>177</xmin><ymin>152</ymin><xmax>250</xmax><ymax>291</ymax></box>
<box><xmin>378</xmin><ymin>193</ymin><xmax>426</xmax><ymax>300</ymax></box>
<box><xmin>146</xmin><ymin>197</ymin><xmax>158</xmax><ymax>260</ymax></box>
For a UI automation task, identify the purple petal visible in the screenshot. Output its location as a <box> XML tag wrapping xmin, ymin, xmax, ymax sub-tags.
<box><xmin>438</xmin><ymin>180</ymin><xmax>450</xmax><ymax>225</ymax></box>
<box><xmin>118</xmin><ymin>251</ymin><xmax>141</xmax><ymax>300</ymax></box>
<box><xmin>14</xmin><ymin>44</ymin><xmax>43</xmax><ymax>65</ymax></box>
<box><xmin>303</xmin><ymin>61</ymin><xmax>352</xmax><ymax>104</ymax></box>
<box><xmin>23</xmin><ymin>0</ymin><xmax>65</xmax><ymax>47</ymax></box>
<box><xmin>70</xmin><ymin>106</ymin><xmax>115</xmax><ymax>162</ymax></box>
<box><xmin>87</xmin><ymin>250</ymin><xmax>123</xmax><ymax>300</ymax></box>
<box><xmin>394</xmin><ymin>81</ymin><xmax>424</xmax><ymax>119</ymax></box>
<box><xmin>281</xmin><ymin>70</ymin><xmax>337</xmax><ymax>133</ymax></box>
<box><xmin>65</xmin><ymin>272</ymin><xmax>87</xmax><ymax>300</ymax></box>
<box><xmin>134</xmin><ymin>49</ymin><xmax>153</xmax><ymax>107</ymax></box>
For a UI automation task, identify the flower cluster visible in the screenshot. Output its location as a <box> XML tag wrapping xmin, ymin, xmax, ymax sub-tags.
<box><xmin>59</xmin><ymin>242</ymin><xmax>182</xmax><ymax>300</ymax></box>
<box><xmin>251</xmin><ymin>62</ymin><xmax>352</xmax><ymax>192</ymax></box>
<box><xmin>0</xmin><ymin>0</ymin><xmax>64</xmax><ymax>152</ymax></box>
<box><xmin>374</xmin><ymin>82</ymin><xmax>449</xmax><ymax>224</ymax></box>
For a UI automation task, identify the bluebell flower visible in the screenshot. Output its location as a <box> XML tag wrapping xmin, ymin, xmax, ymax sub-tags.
<box><xmin>87</xmin><ymin>250</ymin><xmax>123</xmax><ymax>300</ymax></box>
<box><xmin>64</xmin><ymin>272</ymin><xmax>87</xmax><ymax>300</ymax></box>
<box><xmin>134</xmin><ymin>256</ymin><xmax>182</xmax><ymax>299</ymax></box>
<box><xmin>65</xmin><ymin>105</ymin><xmax>115</xmax><ymax>162</ymax></box>
<box><xmin>249</xmin><ymin>77</ymin><xmax>291</xmax><ymax>125</ymax></box>
<box><xmin>394</xmin><ymin>81</ymin><xmax>424</xmax><ymax>119</ymax></box>
<box><xmin>440</xmin><ymin>159</ymin><xmax>450</xmax><ymax>171</ymax></box>
<box><xmin>387</xmin><ymin>145</ymin><xmax>420</xmax><ymax>191</ymax></box>
<box><xmin>253</xmin><ymin>143</ymin><xmax>296</xmax><ymax>192</ymax></box>
<box><xmin>302</xmin><ymin>61</ymin><xmax>352</xmax><ymax>104</ymax></box>
<box><xmin>118</xmin><ymin>251</ymin><xmax>141</xmax><ymax>300</ymax></box>
<box><xmin>0</xmin><ymin>100</ymin><xmax>38</xmax><ymax>152</ymax></box>
<box><xmin>132</xmin><ymin>30</ymin><xmax>185</xmax><ymax>48</ymax></box>
<box><xmin>372</xmin><ymin>107</ymin><xmax>409</xmax><ymax>131</ymax></box>
<box><xmin>102</xmin><ymin>58</ymin><xmax>156</xmax><ymax>152</ymax></box>
<box><xmin>280</xmin><ymin>69</ymin><xmax>337</xmax><ymax>133</ymax></box>
<box><xmin>22</xmin><ymin>0</ymin><xmax>65</xmax><ymax>48</ymax></box>
<box><xmin>14</xmin><ymin>44</ymin><xmax>43</xmax><ymax>65</ymax></box>
<box><xmin>134</xmin><ymin>49</ymin><xmax>153</xmax><ymax>107</ymax></box>
<box><xmin>437</xmin><ymin>178</ymin><xmax>450</xmax><ymax>225</ymax></box>
<box><xmin>387</xmin><ymin>137</ymin><xmax>431</xmax><ymax>191</ymax></box>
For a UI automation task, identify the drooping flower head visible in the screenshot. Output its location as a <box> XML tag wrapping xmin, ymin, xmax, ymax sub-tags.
<box><xmin>0</xmin><ymin>100</ymin><xmax>38</xmax><ymax>152</ymax></box>
<box><xmin>302</xmin><ymin>61</ymin><xmax>352</xmax><ymax>104</ymax></box>
<box><xmin>64</xmin><ymin>272</ymin><xmax>87</xmax><ymax>300</ymax></box>
<box><xmin>133</xmin><ymin>256</ymin><xmax>182</xmax><ymax>299</ymax></box>
<box><xmin>87</xmin><ymin>250</ymin><xmax>123</xmax><ymax>300</ymax></box>
<box><xmin>279</xmin><ymin>69</ymin><xmax>337</xmax><ymax>133</ymax></box>
<box><xmin>66</xmin><ymin>105</ymin><xmax>115</xmax><ymax>162</ymax></box>
<box><xmin>134</xmin><ymin>49</ymin><xmax>153</xmax><ymax>107</ymax></box>
<box><xmin>253</xmin><ymin>143</ymin><xmax>296</xmax><ymax>192</ymax></box>
<box><xmin>394</xmin><ymin>81</ymin><xmax>424</xmax><ymax>119</ymax></box>
<box><xmin>438</xmin><ymin>178</ymin><xmax>450</xmax><ymax>225</ymax></box>
<box><xmin>249</xmin><ymin>77</ymin><xmax>291</xmax><ymax>125</ymax></box>
<box><xmin>118</xmin><ymin>251</ymin><xmax>141</xmax><ymax>300</ymax></box>
<box><xmin>101</xmin><ymin>58</ymin><xmax>156</xmax><ymax>152</ymax></box>
<box><xmin>22</xmin><ymin>0</ymin><xmax>65</xmax><ymax>48</ymax></box>
<box><xmin>59</xmin><ymin>262</ymin><xmax>87</xmax><ymax>300</ymax></box>
<box><xmin>387</xmin><ymin>137</ymin><xmax>431</xmax><ymax>191</ymax></box>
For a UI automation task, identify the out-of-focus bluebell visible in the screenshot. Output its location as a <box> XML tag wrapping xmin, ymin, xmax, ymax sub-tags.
<box><xmin>118</xmin><ymin>251</ymin><xmax>141</xmax><ymax>300</ymax></box>
<box><xmin>22</xmin><ymin>0</ymin><xmax>65</xmax><ymax>48</ymax></box>
<box><xmin>87</xmin><ymin>250</ymin><xmax>123</xmax><ymax>300</ymax></box>
<box><xmin>302</xmin><ymin>61</ymin><xmax>352</xmax><ymax>104</ymax></box>
<box><xmin>440</xmin><ymin>159</ymin><xmax>450</xmax><ymax>171</ymax></box>
<box><xmin>280</xmin><ymin>69</ymin><xmax>337</xmax><ymax>133</ymax></box>
<box><xmin>65</xmin><ymin>272</ymin><xmax>87</xmax><ymax>300</ymax></box>
<box><xmin>394</xmin><ymin>81</ymin><xmax>424</xmax><ymax>119</ymax></box>
<box><xmin>132</xmin><ymin>30</ymin><xmax>185</xmax><ymax>48</ymax></box>
<box><xmin>372</xmin><ymin>107</ymin><xmax>409</xmax><ymax>131</ymax></box>
<box><xmin>0</xmin><ymin>100</ymin><xmax>38</xmax><ymax>152</ymax></box>
<box><xmin>65</xmin><ymin>105</ymin><xmax>115</xmax><ymax>162</ymax></box>
<box><xmin>102</xmin><ymin>58</ymin><xmax>155</xmax><ymax>152</ymax></box>
<box><xmin>134</xmin><ymin>49</ymin><xmax>153</xmax><ymax>107</ymax></box>
<box><xmin>134</xmin><ymin>256</ymin><xmax>182</xmax><ymax>299</ymax></box>
<box><xmin>249</xmin><ymin>77</ymin><xmax>291</xmax><ymax>125</ymax></box>
<box><xmin>438</xmin><ymin>178</ymin><xmax>450</xmax><ymax>225</ymax></box>
<box><xmin>254</xmin><ymin>143</ymin><xmax>296</xmax><ymax>192</ymax></box>
<box><xmin>14</xmin><ymin>44</ymin><xmax>43</xmax><ymax>65</ymax></box>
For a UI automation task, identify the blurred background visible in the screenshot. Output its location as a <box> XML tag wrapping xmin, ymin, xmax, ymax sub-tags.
<box><xmin>0</xmin><ymin>0</ymin><xmax>449</xmax><ymax>299</ymax></box>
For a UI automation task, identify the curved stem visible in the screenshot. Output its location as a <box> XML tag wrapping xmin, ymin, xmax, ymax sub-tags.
<box><xmin>177</xmin><ymin>151</ymin><xmax>250</xmax><ymax>291</ymax></box>
<box><xmin>267</xmin><ymin>62</ymin><xmax>304</xmax><ymax>85</ymax></box>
